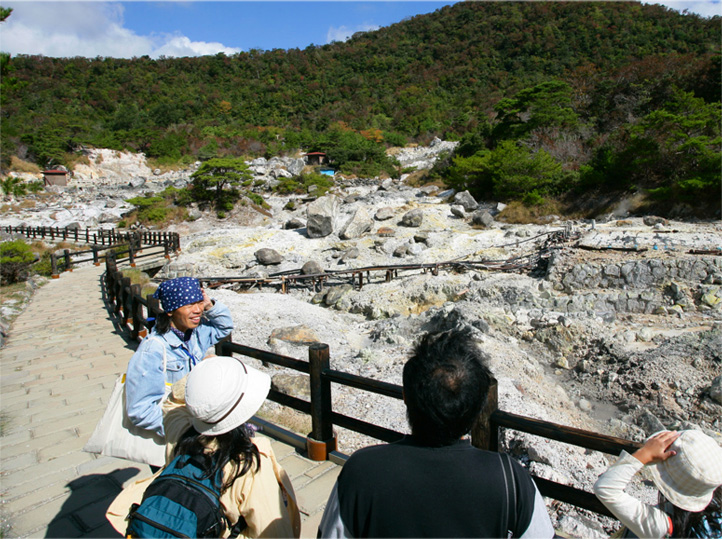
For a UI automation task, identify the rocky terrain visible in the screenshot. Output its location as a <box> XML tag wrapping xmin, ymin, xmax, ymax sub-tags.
<box><xmin>2</xmin><ymin>143</ymin><xmax>721</xmax><ymax>537</ymax></box>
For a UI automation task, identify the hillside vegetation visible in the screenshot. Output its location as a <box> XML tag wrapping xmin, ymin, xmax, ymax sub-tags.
<box><xmin>1</xmin><ymin>1</ymin><xmax>719</xmax><ymax>217</ymax></box>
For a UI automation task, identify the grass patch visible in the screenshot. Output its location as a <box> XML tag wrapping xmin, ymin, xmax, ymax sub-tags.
<box><xmin>122</xmin><ymin>268</ymin><xmax>156</xmax><ymax>297</ymax></box>
<box><xmin>402</xmin><ymin>169</ymin><xmax>438</xmax><ymax>187</ymax></box>
<box><xmin>9</xmin><ymin>156</ymin><xmax>41</xmax><ymax>174</ymax></box>
<box><xmin>0</xmin><ymin>281</ymin><xmax>30</xmax><ymax>306</ymax></box>
<box><xmin>146</xmin><ymin>156</ymin><xmax>194</xmax><ymax>173</ymax></box>
<box><xmin>496</xmin><ymin>199</ymin><xmax>571</xmax><ymax>224</ymax></box>
<box><xmin>64</xmin><ymin>153</ymin><xmax>90</xmax><ymax>170</ymax></box>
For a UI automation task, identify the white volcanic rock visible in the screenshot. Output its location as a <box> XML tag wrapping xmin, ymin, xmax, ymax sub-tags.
<box><xmin>73</xmin><ymin>148</ymin><xmax>153</xmax><ymax>184</ymax></box>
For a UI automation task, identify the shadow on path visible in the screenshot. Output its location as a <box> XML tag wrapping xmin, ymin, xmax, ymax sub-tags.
<box><xmin>45</xmin><ymin>468</ymin><xmax>142</xmax><ymax>538</ymax></box>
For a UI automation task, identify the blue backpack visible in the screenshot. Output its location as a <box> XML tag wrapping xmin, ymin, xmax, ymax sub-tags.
<box><xmin>126</xmin><ymin>454</ymin><xmax>232</xmax><ymax>538</ymax></box>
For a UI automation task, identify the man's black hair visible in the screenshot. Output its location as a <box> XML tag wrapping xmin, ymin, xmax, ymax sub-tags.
<box><xmin>403</xmin><ymin>329</ymin><xmax>493</xmax><ymax>446</ymax></box>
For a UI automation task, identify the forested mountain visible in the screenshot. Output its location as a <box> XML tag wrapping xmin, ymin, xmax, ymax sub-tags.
<box><xmin>1</xmin><ymin>1</ymin><xmax>719</xmax><ymax>216</ymax></box>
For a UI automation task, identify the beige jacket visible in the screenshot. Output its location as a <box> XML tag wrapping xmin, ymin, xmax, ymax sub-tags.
<box><xmin>107</xmin><ymin>381</ymin><xmax>300</xmax><ymax>538</ymax></box>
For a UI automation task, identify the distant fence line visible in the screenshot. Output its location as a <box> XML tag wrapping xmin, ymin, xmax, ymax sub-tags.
<box><xmin>2</xmin><ymin>225</ymin><xmax>180</xmax><ymax>277</ymax></box>
<box><xmin>196</xmin><ymin>224</ymin><xmax>576</xmax><ymax>294</ymax></box>
<box><xmin>103</xmin><ymin>249</ymin><xmax>640</xmax><ymax>519</ymax></box>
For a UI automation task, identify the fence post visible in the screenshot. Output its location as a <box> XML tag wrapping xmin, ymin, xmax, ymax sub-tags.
<box><xmin>130</xmin><ymin>284</ymin><xmax>143</xmax><ymax>341</ymax></box>
<box><xmin>121</xmin><ymin>277</ymin><xmax>132</xmax><ymax>325</ymax></box>
<box><xmin>471</xmin><ymin>377</ymin><xmax>499</xmax><ymax>452</ymax></box>
<box><xmin>50</xmin><ymin>253</ymin><xmax>60</xmax><ymax>279</ymax></box>
<box><xmin>63</xmin><ymin>249</ymin><xmax>72</xmax><ymax>272</ymax></box>
<box><xmin>307</xmin><ymin>343</ymin><xmax>337</xmax><ymax>461</ymax></box>
<box><xmin>214</xmin><ymin>334</ymin><xmax>232</xmax><ymax>356</ymax></box>
<box><xmin>92</xmin><ymin>245</ymin><xmax>100</xmax><ymax>266</ymax></box>
<box><xmin>128</xmin><ymin>241</ymin><xmax>136</xmax><ymax>267</ymax></box>
<box><xmin>106</xmin><ymin>251</ymin><xmax>116</xmax><ymax>301</ymax></box>
<box><xmin>113</xmin><ymin>267</ymin><xmax>123</xmax><ymax>317</ymax></box>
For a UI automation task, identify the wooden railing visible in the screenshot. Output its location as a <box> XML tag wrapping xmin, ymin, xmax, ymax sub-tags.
<box><xmin>194</xmin><ymin>225</ymin><xmax>576</xmax><ymax>294</ymax></box>
<box><xmin>3</xmin><ymin>225</ymin><xmax>180</xmax><ymax>278</ymax></box>
<box><xmin>102</xmin><ymin>253</ymin><xmax>640</xmax><ymax>518</ymax></box>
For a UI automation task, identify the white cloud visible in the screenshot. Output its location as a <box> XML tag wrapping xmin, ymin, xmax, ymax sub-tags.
<box><xmin>0</xmin><ymin>2</ymin><xmax>241</xmax><ymax>58</ymax></box>
<box><xmin>152</xmin><ymin>34</ymin><xmax>240</xmax><ymax>58</ymax></box>
<box><xmin>326</xmin><ymin>24</ymin><xmax>380</xmax><ymax>44</ymax></box>
<box><xmin>645</xmin><ymin>0</ymin><xmax>721</xmax><ymax>17</ymax></box>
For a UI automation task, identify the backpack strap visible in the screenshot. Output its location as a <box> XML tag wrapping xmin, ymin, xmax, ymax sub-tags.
<box><xmin>498</xmin><ymin>453</ymin><xmax>518</xmax><ymax>538</ymax></box>
<box><xmin>228</xmin><ymin>515</ymin><xmax>248</xmax><ymax>539</ymax></box>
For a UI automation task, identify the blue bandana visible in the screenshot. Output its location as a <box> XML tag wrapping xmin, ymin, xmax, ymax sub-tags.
<box><xmin>153</xmin><ymin>277</ymin><xmax>203</xmax><ymax>313</ymax></box>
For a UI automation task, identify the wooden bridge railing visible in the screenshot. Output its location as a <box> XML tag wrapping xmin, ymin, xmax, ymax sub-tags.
<box><xmin>102</xmin><ymin>253</ymin><xmax>639</xmax><ymax>518</ymax></box>
<box><xmin>2</xmin><ymin>225</ymin><xmax>180</xmax><ymax>278</ymax></box>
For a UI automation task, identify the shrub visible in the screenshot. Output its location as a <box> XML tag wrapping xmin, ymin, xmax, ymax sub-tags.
<box><xmin>274</xmin><ymin>172</ymin><xmax>334</xmax><ymax>197</ymax></box>
<box><xmin>27</xmin><ymin>181</ymin><xmax>44</xmax><ymax>193</ymax></box>
<box><xmin>522</xmin><ymin>190</ymin><xmax>545</xmax><ymax>206</ymax></box>
<box><xmin>246</xmin><ymin>192</ymin><xmax>264</xmax><ymax>206</ymax></box>
<box><xmin>33</xmin><ymin>251</ymin><xmax>53</xmax><ymax>277</ymax></box>
<box><xmin>125</xmin><ymin>192</ymin><xmax>187</xmax><ymax>226</ymax></box>
<box><xmin>0</xmin><ymin>240</ymin><xmax>35</xmax><ymax>284</ymax></box>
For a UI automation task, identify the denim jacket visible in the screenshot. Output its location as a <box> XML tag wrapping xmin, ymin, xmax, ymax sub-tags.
<box><xmin>125</xmin><ymin>301</ymin><xmax>234</xmax><ymax>436</ymax></box>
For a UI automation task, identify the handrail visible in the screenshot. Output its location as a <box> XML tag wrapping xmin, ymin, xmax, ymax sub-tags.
<box><xmin>196</xmin><ymin>225</ymin><xmax>575</xmax><ymax>293</ymax></box>
<box><xmin>100</xmin><ymin>229</ymin><xmax>640</xmax><ymax>519</ymax></box>
<box><xmin>3</xmin><ymin>225</ymin><xmax>180</xmax><ymax>278</ymax></box>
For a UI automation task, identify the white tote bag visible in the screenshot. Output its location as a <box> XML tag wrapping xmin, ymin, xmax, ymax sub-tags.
<box><xmin>83</xmin><ymin>338</ymin><xmax>171</xmax><ymax>467</ymax></box>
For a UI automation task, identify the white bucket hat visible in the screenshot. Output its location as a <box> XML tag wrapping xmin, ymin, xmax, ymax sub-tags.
<box><xmin>185</xmin><ymin>356</ymin><xmax>271</xmax><ymax>436</ymax></box>
<box><xmin>647</xmin><ymin>430</ymin><xmax>722</xmax><ymax>512</ymax></box>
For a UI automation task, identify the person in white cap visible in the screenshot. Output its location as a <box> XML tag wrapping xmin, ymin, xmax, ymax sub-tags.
<box><xmin>162</xmin><ymin>356</ymin><xmax>301</xmax><ymax>538</ymax></box>
<box><xmin>594</xmin><ymin>430</ymin><xmax>722</xmax><ymax>538</ymax></box>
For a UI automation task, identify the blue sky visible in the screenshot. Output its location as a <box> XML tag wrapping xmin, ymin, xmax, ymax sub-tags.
<box><xmin>0</xmin><ymin>1</ymin><xmax>719</xmax><ymax>59</ymax></box>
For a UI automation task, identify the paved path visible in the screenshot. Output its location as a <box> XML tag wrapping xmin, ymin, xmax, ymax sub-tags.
<box><xmin>0</xmin><ymin>264</ymin><xmax>339</xmax><ymax>538</ymax></box>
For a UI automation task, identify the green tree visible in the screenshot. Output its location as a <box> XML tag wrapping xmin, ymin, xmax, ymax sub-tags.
<box><xmin>488</xmin><ymin>141</ymin><xmax>564</xmax><ymax>200</ymax></box>
<box><xmin>190</xmin><ymin>157</ymin><xmax>252</xmax><ymax>210</ymax></box>
<box><xmin>582</xmin><ymin>89</ymin><xmax>721</xmax><ymax>199</ymax></box>
<box><xmin>0</xmin><ymin>240</ymin><xmax>35</xmax><ymax>284</ymax></box>
<box><xmin>1</xmin><ymin>177</ymin><xmax>28</xmax><ymax>199</ymax></box>
<box><xmin>0</xmin><ymin>6</ymin><xmax>12</xmax><ymax>21</ymax></box>
<box><xmin>445</xmin><ymin>140</ymin><xmax>564</xmax><ymax>201</ymax></box>
<box><xmin>492</xmin><ymin>80</ymin><xmax>579</xmax><ymax>142</ymax></box>
<box><xmin>631</xmin><ymin>90</ymin><xmax>720</xmax><ymax>196</ymax></box>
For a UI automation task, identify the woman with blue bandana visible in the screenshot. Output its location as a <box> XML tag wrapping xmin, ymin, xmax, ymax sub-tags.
<box><xmin>125</xmin><ymin>277</ymin><xmax>234</xmax><ymax>438</ymax></box>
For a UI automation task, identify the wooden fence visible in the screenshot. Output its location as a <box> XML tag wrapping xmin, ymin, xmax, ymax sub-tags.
<box><xmin>197</xmin><ymin>225</ymin><xmax>575</xmax><ymax>294</ymax></box>
<box><xmin>103</xmin><ymin>253</ymin><xmax>640</xmax><ymax>519</ymax></box>
<box><xmin>3</xmin><ymin>225</ymin><xmax>180</xmax><ymax>278</ymax></box>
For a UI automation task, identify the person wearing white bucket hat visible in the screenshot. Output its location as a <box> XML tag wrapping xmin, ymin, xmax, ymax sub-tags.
<box><xmin>160</xmin><ymin>356</ymin><xmax>301</xmax><ymax>538</ymax></box>
<box><xmin>594</xmin><ymin>430</ymin><xmax>722</xmax><ymax>538</ymax></box>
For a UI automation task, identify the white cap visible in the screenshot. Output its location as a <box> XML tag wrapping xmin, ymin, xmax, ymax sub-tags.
<box><xmin>185</xmin><ymin>356</ymin><xmax>270</xmax><ymax>436</ymax></box>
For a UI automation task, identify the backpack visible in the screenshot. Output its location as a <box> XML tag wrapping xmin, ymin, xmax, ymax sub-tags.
<box><xmin>125</xmin><ymin>453</ymin><xmax>229</xmax><ymax>538</ymax></box>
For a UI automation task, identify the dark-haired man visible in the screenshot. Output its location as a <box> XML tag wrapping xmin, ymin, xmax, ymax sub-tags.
<box><xmin>318</xmin><ymin>330</ymin><xmax>554</xmax><ymax>538</ymax></box>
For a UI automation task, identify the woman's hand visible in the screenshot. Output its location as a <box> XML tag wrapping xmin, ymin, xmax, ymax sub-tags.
<box><xmin>633</xmin><ymin>431</ymin><xmax>679</xmax><ymax>465</ymax></box>
<box><xmin>201</xmin><ymin>289</ymin><xmax>214</xmax><ymax>311</ymax></box>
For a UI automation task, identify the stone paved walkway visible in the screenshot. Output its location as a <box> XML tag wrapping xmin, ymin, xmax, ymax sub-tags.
<box><xmin>0</xmin><ymin>264</ymin><xmax>340</xmax><ymax>538</ymax></box>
